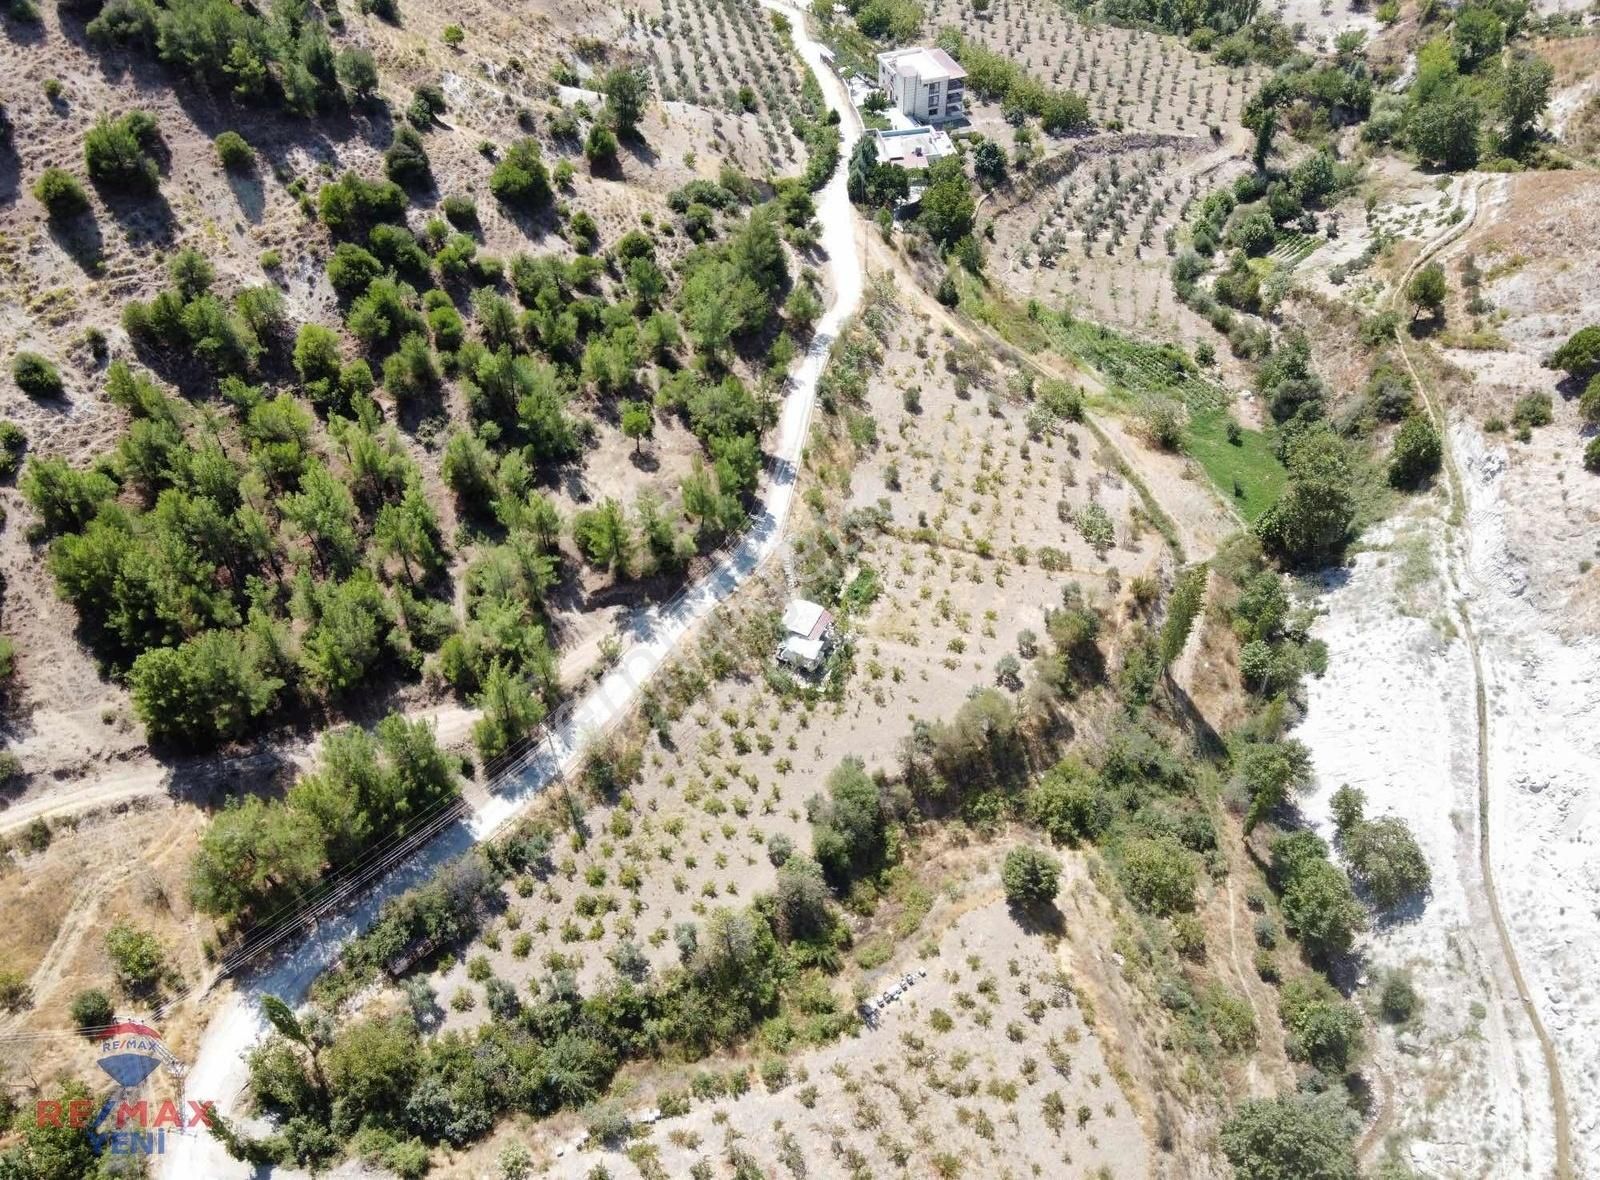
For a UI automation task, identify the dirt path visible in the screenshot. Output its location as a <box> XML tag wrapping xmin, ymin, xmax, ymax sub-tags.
<box><xmin>1389</xmin><ymin>177</ymin><xmax>1576</xmax><ymax>1180</ymax></box>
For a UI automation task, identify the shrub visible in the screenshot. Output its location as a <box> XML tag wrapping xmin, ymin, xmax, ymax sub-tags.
<box><xmin>490</xmin><ymin>139</ymin><xmax>552</xmax><ymax>210</ymax></box>
<box><xmin>1379</xmin><ymin>971</ymin><xmax>1420</xmax><ymax>1023</ymax></box>
<box><xmin>104</xmin><ymin>922</ymin><xmax>165</xmax><ymax>992</ymax></box>
<box><xmin>1550</xmin><ymin>325</ymin><xmax>1600</xmax><ymax>382</ymax></box>
<box><xmin>1511</xmin><ymin>391</ymin><xmax>1552</xmax><ymax>431</ymax></box>
<box><xmin>69</xmin><ymin>988</ymin><xmax>115</xmax><ymax>1033</ymax></box>
<box><xmin>1279</xmin><ymin>977</ymin><xmax>1363</xmax><ymax>1072</ymax></box>
<box><xmin>1118</xmin><ymin>837</ymin><xmax>1196</xmax><ymax>915</ymax></box>
<box><xmin>585</xmin><ymin>124</ymin><xmax>618</xmax><ymax>168</ymax></box>
<box><xmin>32</xmin><ymin>168</ymin><xmax>91</xmax><ymax>220</ymax></box>
<box><xmin>0</xmin><ymin>420</ymin><xmax>26</xmax><ymax>479</ymax></box>
<box><xmin>1343</xmin><ymin>816</ymin><xmax>1430</xmax><ymax>909</ymax></box>
<box><xmin>384</xmin><ymin>127</ymin><xmax>432</xmax><ymax>189</ymax></box>
<box><xmin>1585</xmin><ymin>435</ymin><xmax>1600</xmax><ymax>474</ymax></box>
<box><xmin>441</xmin><ymin>194</ymin><xmax>477</xmax><ymax>228</ymax></box>
<box><xmin>12</xmin><ymin>352</ymin><xmax>63</xmax><ymax>400</ymax></box>
<box><xmin>83</xmin><ymin>111</ymin><xmax>161</xmax><ymax>193</ymax></box>
<box><xmin>1387</xmin><ymin>415</ymin><xmax>1441</xmax><ymax>489</ymax></box>
<box><xmin>1220</xmin><ymin>1093</ymin><xmax>1360</xmax><ymax>1180</ymax></box>
<box><xmin>214</xmin><ymin>131</ymin><xmax>253</xmax><ymax>171</ymax></box>
<box><xmin>1001</xmin><ymin>845</ymin><xmax>1062</xmax><ymax>910</ymax></box>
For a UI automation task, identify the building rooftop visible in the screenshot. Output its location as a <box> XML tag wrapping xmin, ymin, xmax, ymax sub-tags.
<box><xmin>782</xmin><ymin>599</ymin><xmax>833</xmax><ymax>641</ymax></box>
<box><xmin>876</xmin><ymin>46</ymin><xmax>967</xmax><ymax>83</ymax></box>
<box><xmin>873</xmin><ymin>126</ymin><xmax>955</xmax><ymax>169</ymax></box>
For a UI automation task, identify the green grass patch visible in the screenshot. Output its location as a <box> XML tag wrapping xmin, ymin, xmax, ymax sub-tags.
<box><xmin>1184</xmin><ymin>409</ymin><xmax>1286</xmax><ymax>522</ymax></box>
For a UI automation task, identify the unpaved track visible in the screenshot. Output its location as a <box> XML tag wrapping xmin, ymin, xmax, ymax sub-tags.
<box><xmin>1390</xmin><ymin>176</ymin><xmax>1575</xmax><ymax>1180</ymax></box>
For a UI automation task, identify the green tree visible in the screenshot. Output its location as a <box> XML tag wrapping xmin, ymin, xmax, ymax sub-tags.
<box><xmin>1028</xmin><ymin>757</ymin><xmax>1111</xmax><ymax>846</ymax></box>
<box><xmin>1406</xmin><ymin>262</ymin><xmax>1448</xmax><ymax>320</ymax></box>
<box><xmin>571</xmin><ymin>498</ymin><xmax>633</xmax><ymax>573</ymax></box>
<box><xmin>68</xmin><ymin>988</ymin><xmax>114</xmax><ymax>1033</ymax></box>
<box><xmin>12</xmin><ymin>351</ymin><xmax>63</xmax><ymax>400</ymax></box>
<box><xmin>972</xmin><ymin>139</ymin><xmax>1007</xmax><ymax>185</ymax></box>
<box><xmin>1499</xmin><ymin>51</ymin><xmax>1553</xmax><ymax>151</ymax></box>
<box><xmin>83</xmin><ymin>110</ymin><xmax>161</xmax><ymax>193</ymax></box>
<box><xmin>129</xmin><ymin>628</ymin><xmax>285</xmax><ymax>747</ymax></box>
<box><xmin>1387</xmin><ymin>415</ymin><xmax>1442</xmax><ymax>489</ymax></box>
<box><xmin>323</xmin><ymin>1013</ymin><xmax>420</xmax><ymax>1125</ymax></box>
<box><xmin>808</xmin><ymin>757</ymin><xmax>889</xmax><ymax>884</ymax></box>
<box><xmin>189</xmin><ymin>795</ymin><xmax>327</xmax><ymax>921</ymax></box>
<box><xmin>584</xmin><ymin>124</ymin><xmax>618</xmax><ymax>168</ymax></box>
<box><xmin>1344</xmin><ymin>815</ymin><xmax>1431</xmax><ymax>909</ymax></box>
<box><xmin>490</xmin><ymin>139</ymin><xmax>552</xmax><ymax>210</ymax></box>
<box><xmin>603</xmin><ymin>66</ymin><xmax>650</xmax><ymax>135</ymax></box>
<box><xmin>918</xmin><ymin>157</ymin><xmax>976</xmax><ymax>250</ymax></box>
<box><xmin>21</xmin><ymin>455</ymin><xmax>116</xmax><ymax>535</ymax></box>
<box><xmin>1451</xmin><ymin>5</ymin><xmax>1504</xmax><ymax>69</ymax></box>
<box><xmin>1271</xmin><ymin>832</ymin><xmax>1366</xmax><ymax>959</ymax></box>
<box><xmin>1220</xmin><ymin>1092</ymin><xmax>1360</xmax><ymax>1180</ymax></box>
<box><xmin>1235</xmin><ymin>739</ymin><xmax>1312</xmax><ymax>833</ymax></box>
<box><xmin>1002</xmin><ymin>845</ymin><xmax>1063</xmax><ymax>910</ymax></box>
<box><xmin>1255</xmin><ymin>426</ymin><xmax>1356</xmax><ymax>567</ymax></box>
<box><xmin>620</xmin><ymin>400</ymin><xmax>653</xmax><ymax>454</ymax></box>
<box><xmin>1409</xmin><ymin>94</ymin><xmax>1480</xmax><ymax>170</ymax></box>
<box><xmin>104</xmin><ymin>921</ymin><xmax>165</xmax><ymax>991</ymax></box>
<box><xmin>473</xmin><ymin>658</ymin><xmax>544</xmax><ymax>762</ymax></box>
<box><xmin>1280</xmin><ymin>977</ymin><xmax>1364</xmax><ymax>1072</ymax></box>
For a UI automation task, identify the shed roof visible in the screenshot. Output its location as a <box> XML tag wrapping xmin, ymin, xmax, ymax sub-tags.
<box><xmin>782</xmin><ymin>599</ymin><xmax>833</xmax><ymax>640</ymax></box>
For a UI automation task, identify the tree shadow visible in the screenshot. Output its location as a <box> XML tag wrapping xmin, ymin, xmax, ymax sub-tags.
<box><xmin>47</xmin><ymin>213</ymin><xmax>107</xmax><ymax>274</ymax></box>
<box><xmin>620</xmin><ymin>133</ymin><xmax>658</xmax><ymax>170</ymax></box>
<box><xmin>0</xmin><ymin>134</ymin><xmax>19</xmax><ymax>203</ymax></box>
<box><xmin>225</xmin><ymin>170</ymin><xmax>267</xmax><ymax>225</ymax></box>
<box><xmin>627</xmin><ymin>448</ymin><xmax>660</xmax><ymax>473</ymax></box>
<box><xmin>1</xmin><ymin>11</ymin><xmax>46</xmax><ymax>47</ymax></box>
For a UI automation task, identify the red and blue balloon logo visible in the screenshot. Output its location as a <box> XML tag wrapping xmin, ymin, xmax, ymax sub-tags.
<box><xmin>97</xmin><ymin>1022</ymin><xmax>180</xmax><ymax>1088</ymax></box>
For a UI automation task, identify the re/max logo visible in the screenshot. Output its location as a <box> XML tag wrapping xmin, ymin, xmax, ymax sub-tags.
<box><xmin>36</xmin><ymin>1097</ymin><xmax>216</xmax><ymax>1155</ymax></box>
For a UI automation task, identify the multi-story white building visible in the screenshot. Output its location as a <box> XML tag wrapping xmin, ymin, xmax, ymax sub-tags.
<box><xmin>875</xmin><ymin>46</ymin><xmax>966</xmax><ymax>124</ymax></box>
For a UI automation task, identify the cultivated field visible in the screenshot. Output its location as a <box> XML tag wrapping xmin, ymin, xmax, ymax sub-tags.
<box><xmin>928</xmin><ymin>0</ymin><xmax>1262</xmax><ymax>135</ymax></box>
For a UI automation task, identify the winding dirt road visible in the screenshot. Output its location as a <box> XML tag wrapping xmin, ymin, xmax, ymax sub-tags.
<box><xmin>1388</xmin><ymin>176</ymin><xmax>1575</xmax><ymax>1179</ymax></box>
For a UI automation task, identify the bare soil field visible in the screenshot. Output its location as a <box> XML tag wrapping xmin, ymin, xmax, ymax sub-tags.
<box><xmin>1425</xmin><ymin>170</ymin><xmax>1600</xmax><ymax>629</ymax></box>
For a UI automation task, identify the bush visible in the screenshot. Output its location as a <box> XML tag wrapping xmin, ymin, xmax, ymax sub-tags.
<box><xmin>0</xmin><ymin>420</ymin><xmax>25</xmax><ymax>479</ymax></box>
<box><xmin>1585</xmin><ymin>435</ymin><xmax>1600</xmax><ymax>474</ymax></box>
<box><xmin>69</xmin><ymin>988</ymin><xmax>114</xmax><ymax>1033</ymax></box>
<box><xmin>1511</xmin><ymin>391</ymin><xmax>1552</xmax><ymax>431</ymax></box>
<box><xmin>214</xmin><ymin>131</ymin><xmax>254</xmax><ymax>172</ymax></box>
<box><xmin>1387</xmin><ymin>415</ymin><xmax>1441</xmax><ymax>489</ymax></box>
<box><xmin>12</xmin><ymin>352</ymin><xmax>63</xmax><ymax>400</ymax></box>
<box><xmin>32</xmin><ymin>168</ymin><xmax>91</xmax><ymax>220</ymax></box>
<box><xmin>1344</xmin><ymin>816</ymin><xmax>1430</xmax><ymax>909</ymax></box>
<box><xmin>104</xmin><ymin>921</ymin><xmax>165</xmax><ymax>992</ymax></box>
<box><xmin>1001</xmin><ymin>845</ymin><xmax>1062</xmax><ymax>910</ymax></box>
<box><xmin>1118</xmin><ymin>837</ymin><xmax>1196</xmax><ymax>915</ymax></box>
<box><xmin>1220</xmin><ymin>1093</ymin><xmax>1360</xmax><ymax>1180</ymax></box>
<box><xmin>1550</xmin><ymin>325</ymin><xmax>1600</xmax><ymax>382</ymax></box>
<box><xmin>490</xmin><ymin>139</ymin><xmax>552</xmax><ymax>210</ymax></box>
<box><xmin>384</xmin><ymin>127</ymin><xmax>432</xmax><ymax>189</ymax></box>
<box><xmin>1279</xmin><ymin>977</ymin><xmax>1363</xmax><ymax>1072</ymax></box>
<box><xmin>1379</xmin><ymin>971</ymin><xmax>1420</xmax><ymax>1023</ymax></box>
<box><xmin>83</xmin><ymin>111</ymin><xmax>161</xmax><ymax>193</ymax></box>
<box><xmin>585</xmin><ymin>124</ymin><xmax>618</xmax><ymax>168</ymax></box>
